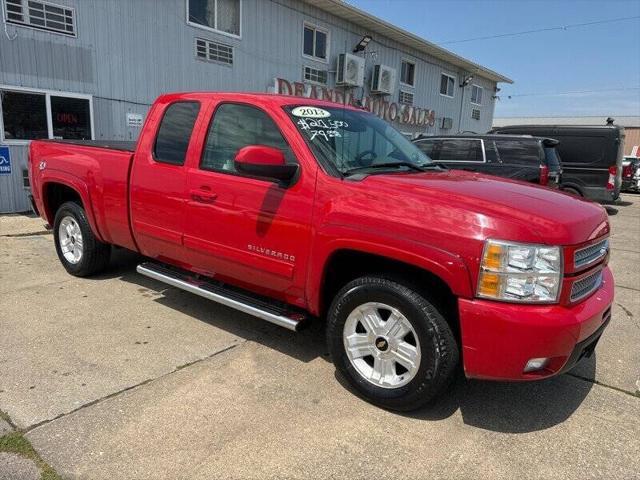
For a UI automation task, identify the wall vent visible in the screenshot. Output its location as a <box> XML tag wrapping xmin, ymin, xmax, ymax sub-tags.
<box><xmin>4</xmin><ymin>0</ymin><xmax>75</xmax><ymax>36</ymax></box>
<box><xmin>471</xmin><ymin>109</ymin><xmax>481</xmax><ymax>120</ymax></box>
<box><xmin>195</xmin><ymin>38</ymin><xmax>233</xmax><ymax>65</ymax></box>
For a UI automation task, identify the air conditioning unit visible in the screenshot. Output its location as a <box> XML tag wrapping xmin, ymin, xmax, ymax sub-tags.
<box><xmin>370</xmin><ymin>64</ymin><xmax>396</xmax><ymax>95</ymax></box>
<box><xmin>441</xmin><ymin>117</ymin><xmax>453</xmax><ymax>129</ymax></box>
<box><xmin>336</xmin><ymin>53</ymin><xmax>365</xmax><ymax>87</ymax></box>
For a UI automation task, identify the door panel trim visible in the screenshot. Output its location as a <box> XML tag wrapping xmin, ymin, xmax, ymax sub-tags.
<box><xmin>183</xmin><ymin>234</ymin><xmax>295</xmax><ymax>279</ymax></box>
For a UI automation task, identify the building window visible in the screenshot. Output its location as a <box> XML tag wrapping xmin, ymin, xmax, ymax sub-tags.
<box><xmin>1</xmin><ymin>89</ymin><xmax>93</xmax><ymax>142</ymax></box>
<box><xmin>439</xmin><ymin>73</ymin><xmax>455</xmax><ymax>97</ymax></box>
<box><xmin>3</xmin><ymin>0</ymin><xmax>75</xmax><ymax>36</ymax></box>
<box><xmin>303</xmin><ymin>23</ymin><xmax>328</xmax><ymax>62</ymax></box>
<box><xmin>400</xmin><ymin>60</ymin><xmax>415</xmax><ymax>87</ymax></box>
<box><xmin>0</xmin><ymin>90</ymin><xmax>48</xmax><ymax>140</ymax></box>
<box><xmin>154</xmin><ymin>102</ymin><xmax>201</xmax><ymax>166</ymax></box>
<box><xmin>471</xmin><ymin>85</ymin><xmax>483</xmax><ymax>105</ymax></box>
<box><xmin>303</xmin><ymin>66</ymin><xmax>328</xmax><ymax>85</ymax></box>
<box><xmin>471</xmin><ymin>108</ymin><xmax>481</xmax><ymax>120</ymax></box>
<box><xmin>195</xmin><ymin>38</ymin><xmax>233</xmax><ymax>65</ymax></box>
<box><xmin>187</xmin><ymin>0</ymin><xmax>241</xmax><ymax>37</ymax></box>
<box><xmin>399</xmin><ymin>90</ymin><xmax>414</xmax><ymax>105</ymax></box>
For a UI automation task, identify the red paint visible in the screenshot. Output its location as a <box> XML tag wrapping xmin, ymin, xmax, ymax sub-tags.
<box><xmin>29</xmin><ymin>92</ymin><xmax>614</xmax><ymax>382</ymax></box>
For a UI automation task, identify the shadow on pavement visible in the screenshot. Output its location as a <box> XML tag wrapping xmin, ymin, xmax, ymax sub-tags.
<box><xmin>102</xmin><ymin>248</ymin><xmax>596</xmax><ymax>433</ymax></box>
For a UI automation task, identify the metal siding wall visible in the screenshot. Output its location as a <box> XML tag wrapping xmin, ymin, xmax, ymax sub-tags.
<box><xmin>0</xmin><ymin>146</ymin><xmax>30</xmax><ymax>214</ymax></box>
<box><xmin>0</xmin><ymin>0</ymin><xmax>499</xmax><ymax>212</ymax></box>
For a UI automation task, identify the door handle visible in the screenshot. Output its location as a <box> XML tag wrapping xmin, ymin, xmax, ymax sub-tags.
<box><xmin>190</xmin><ymin>189</ymin><xmax>218</xmax><ymax>204</ymax></box>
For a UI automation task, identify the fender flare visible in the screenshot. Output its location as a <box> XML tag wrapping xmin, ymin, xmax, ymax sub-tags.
<box><xmin>41</xmin><ymin>170</ymin><xmax>105</xmax><ymax>242</ymax></box>
<box><xmin>307</xmin><ymin>229</ymin><xmax>474</xmax><ymax>316</ymax></box>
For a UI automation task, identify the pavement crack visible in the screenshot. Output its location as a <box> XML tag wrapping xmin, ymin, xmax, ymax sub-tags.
<box><xmin>615</xmin><ymin>284</ymin><xmax>640</xmax><ymax>293</ymax></box>
<box><xmin>0</xmin><ymin>231</ymin><xmax>51</xmax><ymax>238</ymax></box>
<box><xmin>23</xmin><ymin>341</ymin><xmax>244</xmax><ymax>434</ymax></box>
<box><xmin>567</xmin><ymin>372</ymin><xmax>640</xmax><ymax>399</ymax></box>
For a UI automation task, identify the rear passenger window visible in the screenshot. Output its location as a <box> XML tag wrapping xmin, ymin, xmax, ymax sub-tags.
<box><xmin>201</xmin><ymin>103</ymin><xmax>296</xmax><ymax>173</ymax></box>
<box><xmin>438</xmin><ymin>139</ymin><xmax>483</xmax><ymax>162</ymax></box>
<box><xmin>495</xmin><ymin>140</ymin><xmax>541</xmax><ymax>164</ymax></box>
<box><xmin>153</xmin><ymin>102</ymin><xmax>200</xmax><ymax>165</ymax></box>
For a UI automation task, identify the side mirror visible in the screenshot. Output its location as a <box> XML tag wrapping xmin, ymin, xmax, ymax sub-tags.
<box><xmin>234</xmin><ymin>145</ymin><xmax>298</xmax><ymax>184</ymax></box>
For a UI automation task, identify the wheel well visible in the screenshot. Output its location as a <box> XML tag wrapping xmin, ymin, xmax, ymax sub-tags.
<box><xmin>321</xmin><ymin>250</ymin><xmax>459</xmax><ymax>337</ymax></box>
<box><xmin>44</xmin><ymin>183</ymin><xmax>82</xmax><ymax>221</ymax></box>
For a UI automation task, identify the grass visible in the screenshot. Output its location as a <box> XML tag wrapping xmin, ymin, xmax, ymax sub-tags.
<box><xmin>0</xmin><ymin>411</ymin><xmax>63</xmax><ymax>480</ymax></box>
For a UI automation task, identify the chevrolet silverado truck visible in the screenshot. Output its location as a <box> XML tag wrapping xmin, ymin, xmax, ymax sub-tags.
<box><xmin>29</xmin><ymin>93</ymin><xmax>614</xmax><ymax>411</ymax></box>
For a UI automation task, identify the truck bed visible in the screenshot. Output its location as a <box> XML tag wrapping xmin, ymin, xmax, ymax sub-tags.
<box><xmin>42</xmin><ymin>139</ymin><xmax>137</xmax><ymax>152</ymax></box>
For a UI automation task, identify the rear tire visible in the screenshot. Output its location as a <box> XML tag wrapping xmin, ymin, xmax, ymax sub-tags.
<box><xmin>327</xmin><ymin>276</ymin><xmax>459</xmax><ymax>411</ymax></box>
<box><xmin>562</xmin><ymin>186</ymin><xmax>583</xmax><ymax>197</ymax></box>
<box><xmin>53</xmin><ymin>201</ymin><xmax>111</xmax><ymax>277</ymax></box>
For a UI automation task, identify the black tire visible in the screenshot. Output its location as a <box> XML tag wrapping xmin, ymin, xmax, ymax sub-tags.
<box><xmin>562</xmin><ymin>186</ymin><xmax>583</xmax><ymax>197</ymax></box>
<box><xmin>327</xmin><ymin>276</ymin><xmax>459</xmax><ymax>411</ymax></box>
<box><xmin>53</xmin><ymin>201</ymin><xmax>111</xmax><ymax>277</ymax></box>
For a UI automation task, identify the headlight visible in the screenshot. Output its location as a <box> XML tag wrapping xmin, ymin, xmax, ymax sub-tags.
<box><xmin>477</xmin><ymin>240</ymin><xmax>562</xmax><ymax>303</ymax></box>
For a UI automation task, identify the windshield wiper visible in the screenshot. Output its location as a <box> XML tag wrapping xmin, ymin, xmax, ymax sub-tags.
<box><xmin>343</xmin><ymin>161</ymin><xmax>442</xmax><ymax>176</ymax></box>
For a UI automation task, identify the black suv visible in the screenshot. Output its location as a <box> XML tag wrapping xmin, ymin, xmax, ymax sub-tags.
<box><xmin>490</xmin><ymin>125</ymin><xmax>624</xmax><ymax>202</ymax></box>
<box><xmin>413</xmin><ymin>134</ymin><xmax>562</xmax><ymax>188</ymax></box>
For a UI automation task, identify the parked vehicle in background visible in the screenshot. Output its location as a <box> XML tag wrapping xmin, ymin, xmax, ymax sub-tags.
<box><xmin>29</xmin><ymin>93</ymin><xmax>614</xmax><ymax>411</ymax></box>
<box><xmin>621</xmin><ymin>156</ymin><xmax>640</xmax><ymax>192</ymax></box>
<box><xmin>490</xmin><ymin>125</ymin><xmax>624</xmax><ymax>202</ymax></box>
<box><xmin>412</xmin><ymin>134</ymin><xmax>562</xmax><ymax>188</ymax></box>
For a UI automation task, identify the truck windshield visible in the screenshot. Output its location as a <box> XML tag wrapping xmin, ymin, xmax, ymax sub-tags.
<box><xmin>285</xmin><ymin>105</ymin><xmax>432</xmax><ymax>175</ymax></box>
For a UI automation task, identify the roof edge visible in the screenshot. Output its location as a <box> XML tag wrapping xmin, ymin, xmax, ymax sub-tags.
<box><xmin>303</xmin><ymin>0</ymin><xmax>513</xmax><ymax>84</ymax></box>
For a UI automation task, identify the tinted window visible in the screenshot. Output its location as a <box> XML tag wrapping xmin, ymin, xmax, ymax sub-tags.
<box><xmin>495</xmin><ymin>140</ymin><xmax>542</xmax><ymax>165</ymax></box>
<box><xmin>51</xmin><ymin>96</ymin><xmax>91</xmax><ymax>140</ymax></box>
<box><xmin>544</xmin><ymin>147</ymin><xmax>562</xmax><ymax>170</ymax></box>
<box><xmin>484</xmin><ymin>140</ymin><xmax>499</xmax><ymax>163</ymax></box>
<box><xmin>439</xmin><ymin>139</ymin><xmax>483</xmax><ymax>162</ymax></box>
<box><xmin>154</xmin><ymin>102</ymin><xmax>200</xmax><ymax>165</ymax></box>
<box><xmin>553</xmin><ymin>135</ymin><xmax>606</xmax><ymax>166</ymax></box>
<box><xmin>201</xmin><ymin>103</ymin><xmax>295</xmax><ymax>173</ymax></box>
<box><xmin>414</xmin><ymin>139</ymin><xmax>438</xmax><ymax>158</ymax></box>
<box><xmin>1</xmin><ymin>90</ymin><xmax>48</xmax><ymax>140</ymax></box>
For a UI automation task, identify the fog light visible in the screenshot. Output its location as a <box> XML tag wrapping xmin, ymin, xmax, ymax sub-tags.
<box><xmin>524</xmin><ymin>357</ymin><xmax>549</xmax><ymax>373</ymax></box>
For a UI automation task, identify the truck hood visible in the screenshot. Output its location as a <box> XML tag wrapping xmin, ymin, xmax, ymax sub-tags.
<box><xmin>360</xmin><ymin>169</ymin><xmax>608</xmax><ymax>245</ymax></box>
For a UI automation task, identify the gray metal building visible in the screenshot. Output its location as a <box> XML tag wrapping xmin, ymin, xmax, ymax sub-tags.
<box><xmin>0</xmin><ymin>0</ymin><xmax>512</xmax><ymax>213</ymax></box>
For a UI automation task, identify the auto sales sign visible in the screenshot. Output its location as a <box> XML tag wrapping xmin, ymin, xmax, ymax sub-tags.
<box><xmin>0</xmin><ymin>146</ymin><xmax>11</xmax><ymax>175</ymax></box>
<box><xmin>273</xmin><ymin>78</ymin><xmax>436</xmax><ymax>128</ymax></box>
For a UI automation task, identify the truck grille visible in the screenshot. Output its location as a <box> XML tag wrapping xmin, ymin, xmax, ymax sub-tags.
<box><xmin>570</xmin><ymin>270</ymin><xmax>603</xmax><ymax>302</ymax></box>
<box><xmin>574</xmin><ymin>239</ymin><xmax>608</xmax><ymax>269</ymax></box>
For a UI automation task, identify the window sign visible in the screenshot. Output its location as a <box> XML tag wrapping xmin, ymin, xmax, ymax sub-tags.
<box><xmin>51</xmin><ymin>96</ymin><xmax>91</xmax><ymax>140</ymax></box>
<box><xmin>0</xmin><ymin>146</ymin><xmax>11</xmax><ymax>175</ymax></box>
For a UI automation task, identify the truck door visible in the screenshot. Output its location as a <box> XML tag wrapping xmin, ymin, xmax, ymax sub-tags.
<box><xmin>130</xmin><ymin>100</ymin><xmax>202</xmax><ymax>265</ymax></box>
<box><xmin>183</xmin><ymin>102</ymin><xmax>315</xmax><ymax>306</ymax></box>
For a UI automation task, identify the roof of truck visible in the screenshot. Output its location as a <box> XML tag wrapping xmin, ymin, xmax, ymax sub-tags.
<box><xmin>157</xmin><ymin>92</ymin><xmax>364</xmax><ymax>110</ymax></box>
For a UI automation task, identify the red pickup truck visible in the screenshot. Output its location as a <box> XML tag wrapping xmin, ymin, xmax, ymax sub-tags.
<box><xmin>29</xmin><ymin>92</ymin><xmax>614</xmax><ymax>411</ymax></box>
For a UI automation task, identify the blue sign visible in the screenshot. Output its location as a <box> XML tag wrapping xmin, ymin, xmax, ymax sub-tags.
<box><xmin>0</xmin><ymin>146</ymin><xmax>10</xmax><ymax>176</ymax></box>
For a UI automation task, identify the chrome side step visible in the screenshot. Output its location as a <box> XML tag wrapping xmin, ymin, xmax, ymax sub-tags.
<box><xmin>136</xmin><ymin>262</ymin><xmax>306</xmax><ymax>331</ymax></box>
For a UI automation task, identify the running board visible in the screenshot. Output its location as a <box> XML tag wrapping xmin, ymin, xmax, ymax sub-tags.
<box><xmin>136</xmin><ymin>262</ymin><xmax>306</xmax><ymax>331</ymax></box>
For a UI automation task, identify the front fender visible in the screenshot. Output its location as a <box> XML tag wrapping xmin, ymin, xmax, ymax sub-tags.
<box><xmin>307</xmin><ymin>223</ymin><xmax>474</xmax><ymax>316</ymax></box>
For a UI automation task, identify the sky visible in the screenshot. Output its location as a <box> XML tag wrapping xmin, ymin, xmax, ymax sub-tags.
<box><xmin>347</xmin><ymin>0</ymin><xmax>640</xmax><ymax>118</ymax></box>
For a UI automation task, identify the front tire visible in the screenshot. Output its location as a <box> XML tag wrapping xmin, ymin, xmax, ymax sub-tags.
<box><xmin>327</xmin><ymin>276</ymin><xmax>459</xmax><ymax>411</ymax></box>
<box><xmin>53</xmin><ymin>201</ymin><xmax>111</xmax><ymax>277</ymax></box>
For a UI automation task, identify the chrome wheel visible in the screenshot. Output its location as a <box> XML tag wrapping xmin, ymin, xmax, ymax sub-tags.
<box><xmin>58</xmin><ymin>216</ymin><xmax>84</xmax><ymax>264</ymax></box>
<box><xmin>343</xmin><ymin>302</ymin><xmax>421</xmax><ymax>389</ymax></box>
